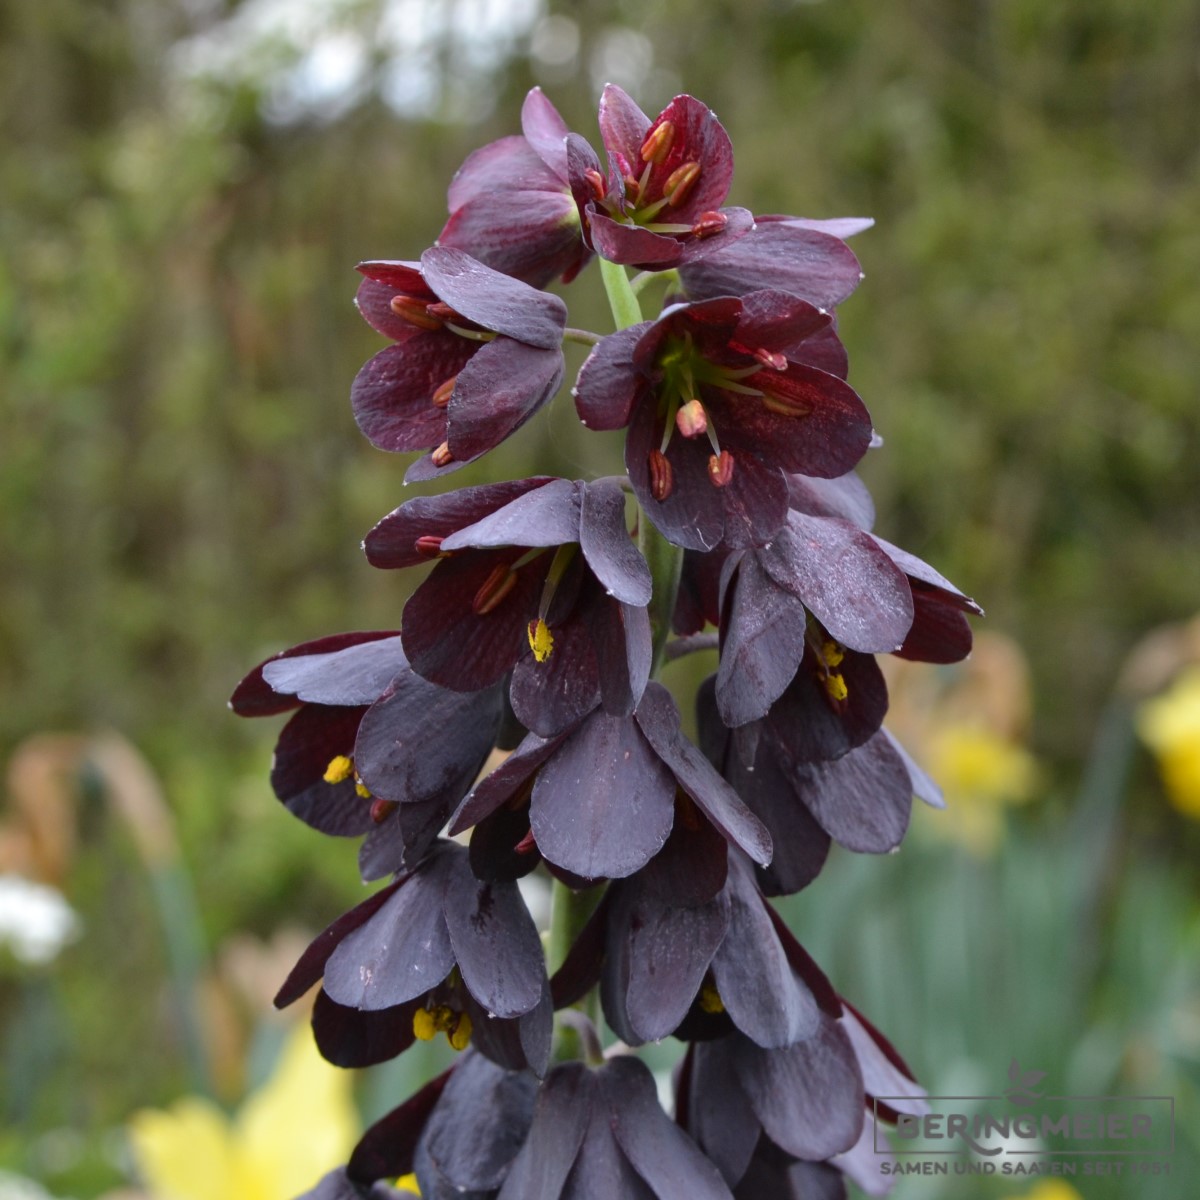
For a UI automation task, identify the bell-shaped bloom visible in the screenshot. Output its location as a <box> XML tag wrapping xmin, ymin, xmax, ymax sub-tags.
<box><xmin>699</xmin><ymin>677</ymin><xmax>943</xmax><ymax>893</ymax></box>
<box><xmin>570</xmin><ymin>84</ymin><xmax>753</xmax><ymax>270</ymax></box>
<box><xmin>366</xmin><ymin>477</ymin><xmax>653</xmax><ymax>732</ymax></box>
<box><xmin>438</xmin><ymin>87</ymin><xmax>593</xmax><ymax>287</ymax></box>
<box><xmin>575</xmin><ymin>293</ymin><xmax>873</xmax><ymax>550</ymax></box>
<box><xmin>678</xmin><ymin>213</ymin><xmax>871</xmax><ymax>313</ymax></box>
<box><xmin>351</xmin><ymin>247</ymin><xmax>566</xmax><ymax>482</ymax></box>
<box><xmin>553</xmin><ymin>842</ymin><xmax>842</xmax><ymax>1049</ymax></box>
<box><xmin>275</xmin><ymin>841</ymin><xmax>552</xmax><ymax>1078</ymax></box>
<box><xmin>449</xmin><ymin>684</ymin><xmax>771</xmax><ymax>884</ymax></box>
<box><xmin>497</xmin><ymin>1055</ymin><xmax>734</xmax><ymax>1199</ymax></box>
<box><xmin>678</xmin><ymin>1000</ymin><xmax>927</xmax><ymax>1196</ymax></box>
<box><xmin>230</xmin><ymin>632</ymin><xmax>502</xmax><ymax>878</ymax></box>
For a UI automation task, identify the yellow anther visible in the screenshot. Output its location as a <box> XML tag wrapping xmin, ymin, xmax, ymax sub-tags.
<box><xmin>528</xmin><ymin>618</ymin><xmax>555</xmax><ymax>663</ymax></box>
<box><xmin>412</xmin><ymin>1007</ymin><xmax>437</xmax><ymax>1041</ymax></box>
<box><xmin>824</xmin><ymin>672</ymin><xmax>849</xmax><ymax>703</ymax></box>
<box><xmin>447</xmin><ymin>1011</ymin><xmax>472</xmax><ymax>1051</ymax></box>
<box><xmin>821</xmin><ymin>640</ymin><xmax>845</xmax><ymax>668</ymax></box>
<box><xmin>323</xmin><ymin>755</ymin><xmax>354</xmax><ymax>784</ymax></box>
<box><xmin>698</xmin><ymin>983</ymin><xmax>725</xmax><ymax>1014</ymax></box>
<box><xmin>355</xmin><ymin>780</ymin><xmax>372</xmax><ymax>799</ymax></box>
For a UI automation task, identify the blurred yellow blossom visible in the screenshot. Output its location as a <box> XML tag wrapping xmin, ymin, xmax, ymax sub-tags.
<box><xmin>1137</xmin><ymin>664</ymin><xmax>1200</xmax><ymax>818</ymax></box>
<box><xmin>1001</xmin><ymin>1181</ymin><xmax>1084</xmax><ymax>1200</ymax></box>
<box><xmin>128</xmin><ymin>1021</ymin><xmax>358</xmax><ymax>1200</ymax></box>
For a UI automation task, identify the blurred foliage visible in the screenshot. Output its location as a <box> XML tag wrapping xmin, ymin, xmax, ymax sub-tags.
<box><xmin>1</xmin><ymin>0</ymin><xmax>1198</xmax><ymax>1196</ymax></box>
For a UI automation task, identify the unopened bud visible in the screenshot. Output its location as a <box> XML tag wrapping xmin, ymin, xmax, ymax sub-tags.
<box><xmin>708</xmin><ymin>450</ymin><xmax>735</xmax><ymax>488</ymax></box>
<box><xmin>431</xmin><ymin>441</ymin><xmax>454</xmax><ymax>467</ymax></box>
<box><xmin>675</xmin><ymin>399</ymin><xmax>708</xmax><ymax>439</ymax></box>
<box><xmin>648</xmin><ymin>449</ymin><xmax>674</xmax><ymax>501</ymax></box>
<box><xmin>663</xmin><ymin>161</ymin><xmax>700</xmax><ymax>208</ymax></box>
<box><xmin>691</xmin><ymin>210</ymin><xmax>728</xmax><ymax>239</ymax></box>
<box><xmin>389</xmin><ymin>294</ymin><xmax>443</xmax><ymax>331</ymax></box>
<box><xmin>472</xmin><ymin>563</ymin><xmax>518</xmax><ymax>614</ymax></box>
<box><xmin>432</xmin><ymin>376</ymin><xmax>456</xmax><ymax>408</ymax></box>
<box><xmin>370</xmin><ymin>798</ymin><xmax>399</xmax><ymax>824</ymax></box>
<box><xmin>640</xmin><ymin>120</ymin><xmax>676</xmax><ymax>165</ymax></box>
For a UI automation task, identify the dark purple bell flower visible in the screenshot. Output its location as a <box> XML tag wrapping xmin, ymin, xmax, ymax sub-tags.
<box><xmin>230</xmin><ymin>632</ymin><xmax>501</xmax><ymax>877</ymax></box>
<box><xmin>571</xmin><ymin>85</ymin><xmax>752</xmax><ymax>271</ymax></box>
<box><xmin>438</xmin><ymin>88</ymin><xmax>593</xmax><ymax>288</ymax></box>
<box><xmin>678</xmin><ymin>213</ymin><xmax>869</xmax><ymax>312</ymax></box>
<box><xmin>274</xmin><ymin>841</ymin><xmax>552</xmax><ymax>1076</ymax></box>
<box><xmin>496</xmin><ymin>1054</ymin><xmax>734</xmax><ymax>1199</ymax></box>
<box><xmin>351</xmin><ymin>247</ymin><xmax>566</xmax><ymax>482</ymax></box>
<box><xmin>574</xmin><ymin>293</ymin><xmax>873</xmax><ymax>551</ymax></box>
<box><xmin>678</xmin><ymin>997</ymin><xmax>927</xmax><ymax>1195</ymax></box>
<box><xmin>699</xmin><ymin>678</ymin><xmax>946</xmax><ymax>888</ymax></box>
<box><xmin>554</xmin><ymin>843</ymin><xmax>842</xmax><ymax>1049</ymax></box>
<box><xmin>366</xmin><ymin>477</ymin><xmax>652</xmax><ymax>729</ymax></box>
<box><xmin>450</xmin><ymin>683</ymin><xmax>770</xmax><ymax>883</ymax></box>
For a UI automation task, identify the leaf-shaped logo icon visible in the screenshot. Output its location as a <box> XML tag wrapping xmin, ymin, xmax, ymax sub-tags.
<box><xmin>1004</xmin><ymin>1058</ymin><xmax>1047</xmax><ymax>1105</ymax></box>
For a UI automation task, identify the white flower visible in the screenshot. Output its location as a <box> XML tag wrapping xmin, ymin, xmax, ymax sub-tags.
<box><xmin>0</xmin><ymin>875</ymin><xmax>81</xmax><ymax>966</ymax></box>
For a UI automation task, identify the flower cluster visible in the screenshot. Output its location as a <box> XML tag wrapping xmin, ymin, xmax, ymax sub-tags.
<box><xmin>233</xmin><ymin>85</ymin><xmax>980</xmax><ymax>1199</ymax></box>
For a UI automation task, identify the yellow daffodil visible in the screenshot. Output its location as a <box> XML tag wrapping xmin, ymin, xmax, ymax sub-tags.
<box><xmin>1137</xmin><ymin>665</ymin><xmax>1200</xmax><ymax>818</ymax></box>
<box><xmin>128</xmin><ymin>1022</ymin><xmax>359</xmax><ymax>1200</ymax></box>
<box><xmin>1002</xmin><ymin>1181</ymin><xmax>1084</xmax><ymax>1200</ymax></box>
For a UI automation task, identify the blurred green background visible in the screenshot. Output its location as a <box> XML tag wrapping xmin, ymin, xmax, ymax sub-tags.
<box><xmin>1</xmin><ymin>0</ymin><xmax>1197</xmax><ymax>1197</ymax></box>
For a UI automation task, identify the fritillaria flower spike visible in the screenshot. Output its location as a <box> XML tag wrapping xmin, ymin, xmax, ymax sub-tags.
<box><xmin>233</xmin><ymin>85</ymin><xmax>980</xmax><ymax>1200</ymax></box>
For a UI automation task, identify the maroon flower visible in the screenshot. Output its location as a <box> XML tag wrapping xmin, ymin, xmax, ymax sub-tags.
<box><xmin>352</xmin><ymin>247</ymin><xmax>566</xmax><ymax>481</ymax></box>
<box><xmin>553</xmin><ymin>844</ymin><xmax>842</xmax><ymax>1049</ymax></box>
<box><xmin>565</xmin><ymin>85</ymin><xmax>753</xmax><ymax>270</ymax></box>
<box><xmin>496</xmin><ymin>1055</ymin><xmax>734</xmax><ymax>1200</ymax></box>
<box><xmin>366</xmin><ymin>477</ymin><xmax>653</xmax><ymax>731</ymax></box>
<box><xmin>275</xmin><ymin>840</ymin><xmax>552</xmax><ymax>1076</ymax></box>
<box><xmin>229</xmin><ymin>632</ymin><xmax>501</xmax><ymax>877</ymax></box>
<box><xmin>438</xmin><ymin>88</ymin><xmax>594</xmax><ymax>288</ymax></box>
<box><xmin>575</xmin><ymin>293</ymin><xmax>873</xmax><ymax>550</ymax></box>
<box><xmin>449</xmin><ymin>684</ymin><xmax>771</xmax><ymax>883</ymax></box>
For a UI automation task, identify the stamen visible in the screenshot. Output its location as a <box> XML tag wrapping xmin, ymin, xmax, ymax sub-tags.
<box><xmin>414</xmin><ymin>535</ymin><xmax>446</xmax><ymax>558</ymax></box>
<box><xmin>691</xmin><ymin>210</ymin><xmax>727</xmax><ymax>239</ymax></box>
<box><xmin>648</xmin><ymin>450</ymin><xmax>674</xmax><ymax>501</ymax></box>
<box><xmin>355</xmin><ymin>779</ymin><xmax>372</xmax><ymax>799</ymax></box>
<box><xmin>431</xmin><ymin>376</ymin><xmax>456</xmax><ymax>408</ymax></box>
<box><xmin>640</xmin><ymin>120</ymin><xmax>676</xmax><ymax>165</ymax></box>
<box><xmin>752</xmin><ymin>346</ymin><xmax>788</xmax><ymax>371</ymax></box>
<box><xmin>431</xmin><ymin>441</ymin><xmax>454</xmax><ymax>467</ymax></box>
<box><xmin>708</xmin><ymin>451</ymin><xmax>735</xmax><ymax>488</ymax></box>
<box><xmin>824</xmin><ymin>673</ymin><xmax>849</xmax><ymax>703</ymax></box>
<box><xmin>388</xmin><ymin>294</ymin><xmax>442</xmax><ymax>331</ymax></box>
<box><xmin>821</xmin><ymin>640</ymin><xmax>846</xmax><ymax>668</ymax></box>
<box><xmin>527</xmin><ymin>618</ymin><xmax>555</xmax><ymax>663</ymax></box>
<box><xmin>447</xmin><ymin>1011</ymin><xmax>472</xmax><ymax>1051</ymax></box>
<box><xmin>412</xmin><ymin>1007</ymin><xmax>437</xmax><ymax>1041</ymax></box>
<box><xmin>584</xmin><ymin>168</ymin><xmax>607</xmax><ymax>203</ymax></box>
<box><xmin>472</xmin><ymin>563</ymin><xmax>518</xmax><ymax>615</ymax></box>
<box><xmin>663</xmin><ymin>162</ymin><xmax>701</xmax><ymax>207</ymax></box>
<box><xmin>514</xmin><ymin>828</ymin><xmax>538</xmax><ymax>855</ymax></box>
<box><xmin>676</xmin><ymin>399</ymin><xmax>708</xmax><ymax>439</ymax></box>
<box><xmin>323</xmin><ymin>755</ymin><xmax>354</xmax><ymax>784</ymax></box>
<box><xmin>699</xmin><ymin>983</ymin><xmax>725</xmax><ymax>1014</ymax></box>
<box><xmin>762</xmin><ymin>392</ymin><xmax>812</xmax><ymax>418</ymax></box>
<box><xmin>370</xmin><ymin>798</ymin><xmax>398</xmax><ymax>824</ymax></box>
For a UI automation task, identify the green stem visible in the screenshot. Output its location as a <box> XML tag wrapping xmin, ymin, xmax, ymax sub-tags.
<box><xmin>599</xmin><ymin>256</ymin><xmax>643</xmax><ymax>331</ymax></box>
<box><xmin>548</xmin><ymin>877</ymin><xmax>603</xmax><ymax>1063</ymax></box>
<box><xmin>639</xmin><ymin>514</ymin><xmax>684</xmax><ymax>678</ymax></box>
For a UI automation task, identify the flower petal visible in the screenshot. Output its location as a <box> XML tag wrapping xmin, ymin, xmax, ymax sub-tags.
<box><xmin>787</xmin><ymin>472</ymin><xmax>875</xmax><ymax>529</ymax></box>
<box><xmin>680</xmin><ymin>222</ymin><xmax>865</xmax><ymax>310</ymax></box>
<box><xmin>261</xmin><ymin>636</ymin><xmax>407</xmax><ymax>707</ymax></box>
<box><xmin>351</xmin><ymin>341</ymin><xmax>467</xmax><ymax>453</ymax></box>
<box><xmin>420</xmin><ymin>247</ymin><xmax>566</xmax><ymax>349</ymax></box>
<box><xmin>442</xmin><ymin>849</ymin><xmax>546</xmax><ymax>1019</ymax></box>
<box><xmin>635</xmin><ymin>684</ymin><xmax>772</xmax><ymax>867</ymax></box>
<box><xmin>589</xmin><ymin>211</ymin><xmax>684</xmax><ymax>267</ymax></box>
<box><xmin>449</xmin><ymin>729</ymin><xmax>569</xmax><ymax>834</ymax></box>
<box><xmin>496</xmin><ymin>1063</ymin><xmax>592</xmax><ymax>1200</ymax></box>
<box><xmin>597</xmin><ymin>83</ymin><xmax>652</xmax><ymax>178</ymax></box>
<box><xmin>447</xmin><ymin>136</ymin><xmax>563</xmax><ymax>209</ymax></box>
<box><xmin>364</xmin><ymin>478</ymin><xmax>555</xmax><ymax>570</ymax></box>
<box><xmin>347</xmin><ymin>1069</ymin><xmax>452</xmax><ymax>1185</ymax></box>
<box><xmin>531</xmin><ymin>708</ymin><xmax>675</xmax><ymax>880</ymax></box>
<box><xmin>311</xmin><ymin>990</ymin><xmax>416</xmax><ymax>1068</ymax></box>
<box><xmin>324</xmin><ymin>856</ymin><xmax>456</xmax><ymax>1010</ymax></box>
<box><xmin>578</xmin><ymin>480</ymin><xmax>651</xmax><ymax>604</ymax></box>
<box><xmin>440</xmin><ymin>477</ymin><xmax>581</xmax><ymax>552</ymax></box>
<box><xmin>574</xmin><ymin>325</ymin><xmax>652</xmax><ymax>431</ymax></box>
<box><xmin>589</xmin><ymin>596</ymin><xmax>652</xmax><ymax>718</ymax></box>
<box><xmin>682</xmin><ymin>1043</ymin><xmax>761</xmax><ymax>1187</ymax></box>
<box><xmin>521</xmin><ymin>87</ymin><xmax>571</xmax><ymax>179</ymax></box>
